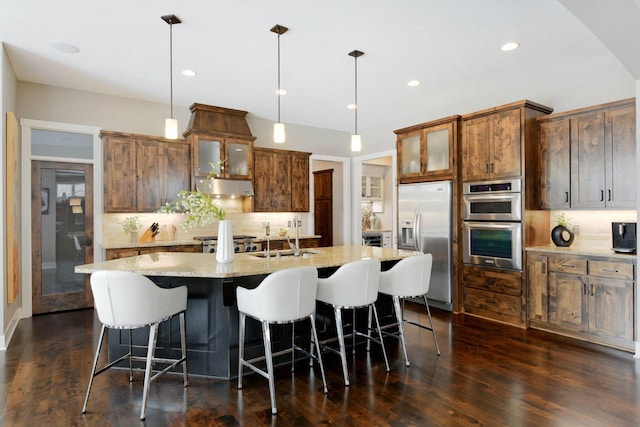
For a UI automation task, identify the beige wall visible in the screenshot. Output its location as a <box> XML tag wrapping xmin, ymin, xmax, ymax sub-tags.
<box><xmin>2</xmin><ymin>43</ymin><xmax>19</xmax><ymax>348</ymax></box>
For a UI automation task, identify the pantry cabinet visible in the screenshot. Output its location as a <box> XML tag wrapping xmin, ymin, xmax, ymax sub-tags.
<box><xmin>538</xmin><ymin>98</ymin><xmax>636</xmax><ymax>209</ymax></box>
<box><xmin>526</xmin><ymin>250</ymin><xmax>635</xmax><ymax>351</ymax></box>
<box><xmin>102</xmin><ymin>131</ymin><xmax>190</xmax><ymax>213</ymax></box>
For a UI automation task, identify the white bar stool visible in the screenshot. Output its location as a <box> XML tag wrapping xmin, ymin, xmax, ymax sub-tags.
<box><xmin>82</xmin><ymin>271</ymin><xmax>188</xmax><ymax>420</ymax></box>
<box><xmin>378</xmin><ymin>253</ymin><xmax>441</xmax><ymax>366</ymax></box>
<box><xmin>237</xmin><ymin>266</ymin><xmax>328</xmax><ymax>415</ymax></box>
<box><xmin>315</xmin><ymin>258</ymin><xmax>390</xmax><ymax>386</ymax></box>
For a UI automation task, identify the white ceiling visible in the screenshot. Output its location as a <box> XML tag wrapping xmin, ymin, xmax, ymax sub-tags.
<box><xmin>1</xmin><ymin>0</ymin><xmax>637</xmax><ymax>135</ymax></box>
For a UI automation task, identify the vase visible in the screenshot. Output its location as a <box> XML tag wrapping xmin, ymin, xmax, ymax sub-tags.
<box><xmin>551</xmin><ymin>225</ymin><xmax>574</xmax><ymax>247</ymax></box>
<box><xmin>130</xmin><ymin>231</ymin><xmax>138</xmax><ymax>244</ymax></box>
<box><xmin>216</xmin><ymin>220</ymin><xmax>235</xmax><ymax>264</ymax></box>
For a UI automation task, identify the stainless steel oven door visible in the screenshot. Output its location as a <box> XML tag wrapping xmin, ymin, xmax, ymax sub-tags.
<box><xmin>462</xmin><ymin>221</ymin><xmax>522</xmax><ymax>270</ymax></box>
<box><xmin>461</xmin><ymin>192</ymin><xmax>522</xmax><ymax>221</ymax></box>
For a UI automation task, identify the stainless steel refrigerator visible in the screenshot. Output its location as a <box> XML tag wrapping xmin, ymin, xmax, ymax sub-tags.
<box><xmin>398</xmin><ymin>180</ymin><xmax>452</xmax><ymax>311</ymax></box>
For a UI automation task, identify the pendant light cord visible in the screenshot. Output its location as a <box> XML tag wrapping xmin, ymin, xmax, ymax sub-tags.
<box><xmin>169</xmin><ymin>21</ymin><xmax>174</xmax><ymax>119</ymax></box>
<box><xmin>354</xmin><ymin>54</ymin><xmax>358</xmax><ymax>135</ymax></box>
<box><xmin>277</xmin><ymin>32</ymin><xmax>281</xmax><ymax>123</ymax></box>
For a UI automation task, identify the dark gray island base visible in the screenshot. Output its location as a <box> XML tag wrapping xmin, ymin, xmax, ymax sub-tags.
<box><xmin>77</xmin><ymin>247</ymin><xmax>418</xmax><ymax>379</ymax></box>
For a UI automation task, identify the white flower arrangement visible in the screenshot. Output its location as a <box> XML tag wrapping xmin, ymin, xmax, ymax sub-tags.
<box><xmin>159</xmin><ymin>189</ymin><xmax>225</xmax><ymax>230</ymax></box>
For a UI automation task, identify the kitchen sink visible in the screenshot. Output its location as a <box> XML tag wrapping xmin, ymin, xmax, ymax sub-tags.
<box><xmin>248</xmin><ymin>249</ymin><xmax>320</xmax><ymax>258</ymax></box>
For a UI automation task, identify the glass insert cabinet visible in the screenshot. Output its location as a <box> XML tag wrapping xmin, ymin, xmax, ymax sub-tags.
<box><xmin>395</xmin><ymin>116</ymin><xmax>459</xmax><ymax>183</ymax></box>
<box><xmin>188</xmin><ymin>133</ymin><xmax>253</xmax><ymax>180</ymax></box>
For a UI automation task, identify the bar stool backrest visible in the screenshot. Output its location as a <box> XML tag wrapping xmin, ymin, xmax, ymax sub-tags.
<box><xmin>90</xmin><ymin>270</ymin><xmax>187</xmax><ymax>328</ymax></box>
<box><xmin>380</xmin><ymin>254</ymin><xmax>433</xmax><ymax>297</ymax></box>
<box><xmin>317</xmin><ymin>258</ymin><xmax>381</xmax><ymax>307</ymax></box>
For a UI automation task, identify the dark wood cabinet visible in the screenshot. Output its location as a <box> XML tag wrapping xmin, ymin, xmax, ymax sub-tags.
<box><xmin>253</xmin><ymin>147</ymin><xmax>310</xmax><ymax>212</ymax></box>
<box><xmin>538</xmin><ymin>98</ymin><xmax>635</xmax><ymax>209</ymax></box>
<box><xmin>103</xmin><ymin>131</ymin><xmax>190</xmax><ymax>213</ymax></box>
<box><xmin>526</xmin><ymin>251</ymin><xmax>635</xmax><ymax>351</ymax></box>
<box><xmin>106</xmin><ymin>244</ymin><xmax>201</xmax><ymax>260</ymax></box>
<box><xmin>395</xmin><ymin>116</ymin><xmax>459</xmax><ymax>183</ymax></box>
<box><xmin>461</xmin><ymin>108</ymin><xmax>522</xmax><ymax>181</ymax></box>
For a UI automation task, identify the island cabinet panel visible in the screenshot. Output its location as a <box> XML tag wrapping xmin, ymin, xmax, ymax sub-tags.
<box><xmin>526</xmin><ymin>250</ymin><xmax>635</xmax><ymax>351</ymax></box>
<box><xmin>103</xmin><ymin>131</ymin><xmax>191</xmax><ymax>213</ymax></box>
<box><xmin>106</xmin><ymin>244</ymin><xmax>201</xmax><ymax>260</ymax></box>
<box><xmin>253</xmin><ymin>147</ymin><xmax>310</xmax><ymax>212</ymax></box>
<box><xmin>538</xmin><ymin>98</ymin><xmax>635</xmax><ymax>209</ymax></box>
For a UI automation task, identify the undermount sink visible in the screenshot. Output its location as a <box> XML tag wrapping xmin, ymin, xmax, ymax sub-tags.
<box><xmin>248</xmin><ymin>249</ymin><xmax>320</xmax><ymax>258</ymax></box>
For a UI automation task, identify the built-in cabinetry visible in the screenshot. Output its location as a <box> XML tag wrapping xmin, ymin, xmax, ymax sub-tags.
<box><xmin>183</xmin><ymin>104</ymin><xmax>255</xmax><ymax>181</ymax></box>
<box><xmin>458</xmin><ymin>100</ymin><xmax>552</xmax><ymax>326</ymax></box>
<box><xmin>253</xmin><ymin>147</ymin><xmax>310</xmax><ymax>212</ymax></box>
<box><xmin>265</xmin><ymin>237</ymin><xmax>320</xmax><ymax>251</ymax></box>
<box><xmin>395</xmin><ymin>116</ymin><xmax>460</xmax><ymax>183</ymax></box>
<box><xmin>102</xmin><ymin>131</ymin><xmax>190</xmax><ymax>213</ymax></box>
<box><xmin>105</xmin><ymin>244</ymin><xmax>201</xmax><ymax>260</ymax></box>
<box><xmin>527</xmin><ymin>250</ymin><xmax>635</xmax><ymax>351</ymax></box>
<box><xmin>361</xmin><ymin>175</ymin><xmax>383</xmax><ymax>200</ymax></box>
<box><xmin>538</xmin><ymin>98</ymin><xmax>636</xmax><ymax>209</ymax></box>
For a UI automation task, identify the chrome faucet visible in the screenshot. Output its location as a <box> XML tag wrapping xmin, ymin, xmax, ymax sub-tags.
<box><xmin>286</xmin><ymin>216</ymin><xmax>301</xmax><ymax>256</ymax></box>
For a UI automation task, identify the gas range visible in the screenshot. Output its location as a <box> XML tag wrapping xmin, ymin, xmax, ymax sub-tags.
<box><xmin>194</xmin><ymin>235</ymin><xmax>262</xmax><ymax>254</ymax></box>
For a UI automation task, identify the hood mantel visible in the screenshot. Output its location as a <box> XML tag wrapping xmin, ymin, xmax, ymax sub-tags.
<box><xmin>183</xmin><ymin>103</ymin><xmax>256</xmax><ymax>141</ymax></box>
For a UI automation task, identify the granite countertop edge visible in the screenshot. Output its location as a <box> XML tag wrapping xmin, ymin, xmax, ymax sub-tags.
<box><xmin>526</xmin><ymin>244</ymin><xmax>637</xmax><ymax>259</ymax></box>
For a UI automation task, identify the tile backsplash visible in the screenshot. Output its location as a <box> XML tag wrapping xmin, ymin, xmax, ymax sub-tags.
<box><xmin>102</xmin><ymin>199</ymin><xmax>311</xmax><ymax>247</ymax></box>
<box><xmin>550</xmin><ymin>209</ymin><xmax>637</xmax><ymax>243</ymax></box>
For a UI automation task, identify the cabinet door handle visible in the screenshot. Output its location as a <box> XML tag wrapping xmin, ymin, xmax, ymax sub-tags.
<box><xmin>600</xmin><ymin>190</ymin><xmax>604</xmax><ymax>201</ymax></box>
<box><xmin>490</xmin><ymin>163</ymin><xmax>494</xmax><ymax>173</ymax></box>
<box><xmin>541</xmin><ymin>263</ymin><xmax>546</xmax><ymax>274</ymax></box>
<box><xmin>591</xmin><ymin>284</ymin><xmax>595</xmax><ymax>296</ymax></box>
<box><xmin>602</xmin><ymin>268</ymin><xmax>619</xmax><ymax>273</ymax></box>
<box><xmin>565</xmin><ymin>192</ymin><xmax>569</xmax><ymax>203</ymax></box>
<box><xmin>561</xmin><ymin>264</ymin><xmax>575</xmax><ymax>269</ymax></box>
<box><xmin>485</xmin><ymin>163</ymin><xmax>489</xmax><ymax>173</ymax></box>
<box><xmin>582</xmin><ymin>283</ymin><xmax>587</xmax><ymax>295</ymax></box>
<box><xmin>607</xmin><ymin>189</ymin><xmax>611</xmax><ymax>202</ymax></box>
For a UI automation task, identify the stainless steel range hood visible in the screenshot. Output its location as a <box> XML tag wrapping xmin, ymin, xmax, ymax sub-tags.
<box><xmin>194</xmin><ymin>176</ymin><xmax>254</xmax><ymax>197</ymax></box>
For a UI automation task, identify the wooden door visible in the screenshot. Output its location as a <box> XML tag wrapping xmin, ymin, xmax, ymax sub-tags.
<box><xmin>291</xmin><ymin>152</ymin><xmax>310</xmax><ymax>211</ymax></box>
<box><xmin>526</xmin><ymin>254</ymin><xmax>548</xmax><ymax>322</ymax></box>
<box><xmin>461</xmin><ymin>115</ymin><xmax>491</xmax><ymax>181</ymax></box>
<box><xmin>539</xmin><ymin>118</ymin><xmax>571</xmax><ymax>209</ymax></box>
<box><xmin>491</xmin><ymin>109</ymin><xmax>521</xmax><ymax>178</ymax></box>
<box><xmin>313</xmin><ymin>169</ymin><xmax>333</xmax><ymax>247</ymax></box>
<box><xmin>588</xmin><ymin>277</ymin><xmax>634</xmax><ymax>342</ymax></box>
<box><xmin>162</xmin><ymin>141</ymin><xmax>191</xmax><ymax>206</ymax></box>
<box><xmin>570</xmin><ymin>112</ymin><xmax>605</xmax><ymax>208</ymax></box>
<box><xmin>32</xmin><ymin>161</ymin><xmax>94</xmax><ymax>314</ymax></box>
<box><xmin>103</xmin><ymin>135</ymin><xmax>135</xmax><ymax>212</ymax></box>
<box><xmin>605</xmin><ymin>106</ymin><xmax>636</xmax><ymax>208</ymax></box>
<box><xmin>548</xmin><ymin>272</ymin><xmax>588</xmax><ymax>332</ymax></box>
<box><xmin>136</xmin><ymin>139</ymin><xmax>162</xmax><ymax>212</ymax></box>
<box><xmin>253</xmin><ymin>149</ymin><xmax>274</xmax><ymax>211</ymax></box>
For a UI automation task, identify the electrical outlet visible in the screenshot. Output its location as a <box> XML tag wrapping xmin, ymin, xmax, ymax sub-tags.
<box><xmin>288</xmin><ymin>221</ymin><xmax>292</xmax><ymax>227</ymax></box>
<box><xmin>572</xmin><ymin>224</ymin><xmax>580</xmax><ymax>235</ymax></box>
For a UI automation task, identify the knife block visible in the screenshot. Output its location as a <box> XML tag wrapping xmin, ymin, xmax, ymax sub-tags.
<box><xmin>138</xmin><ymin>228</ymin><xmax>155</xmax><ymax>244</ymax></box>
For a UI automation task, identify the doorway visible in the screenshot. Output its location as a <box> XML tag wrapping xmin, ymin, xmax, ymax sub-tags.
<box><xmin>313</xmin><ymin>169</ymin><xmax>333</xmax><ymax>247</ymax></box>
<box><xmin>31</xmin><ymin>161</ymin><xmax>94</xmax><ymax>314</ymax></box>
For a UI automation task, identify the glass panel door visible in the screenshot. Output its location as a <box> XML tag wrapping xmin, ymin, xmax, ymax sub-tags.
<box><xmin>32</xmin><ymin>161</ymin><xmax>94</xmax><ymax>314</ymax></box>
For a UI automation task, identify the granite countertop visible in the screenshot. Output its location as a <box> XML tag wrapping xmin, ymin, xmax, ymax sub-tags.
<box><xmin>526</xmin><ymin>241</ymin><xmax>637</xmax><ymax>260</ymax></box>
<box><xmin>76</xmin><ymin>245</ymin><xmax>419</xmax><ymax>278</ymax></box>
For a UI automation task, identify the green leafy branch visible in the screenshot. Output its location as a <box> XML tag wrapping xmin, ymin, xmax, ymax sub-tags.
<box><xmin>159</xmin><ymin>189</ymin><xmax>226</xmax><ymax>229</ymax></box>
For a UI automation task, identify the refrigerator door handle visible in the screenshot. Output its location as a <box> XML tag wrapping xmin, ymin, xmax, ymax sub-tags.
<box><xmin>414</xmin><ymin>209</ymin><xmax>421</xmax><ymax>252</ymax></box>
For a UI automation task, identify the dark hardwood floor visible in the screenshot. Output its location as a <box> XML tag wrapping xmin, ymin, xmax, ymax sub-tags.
<box><xmin>1</xmin><ymin>304</ymin><xmax>640</xmax><ymax>426</ymax></box>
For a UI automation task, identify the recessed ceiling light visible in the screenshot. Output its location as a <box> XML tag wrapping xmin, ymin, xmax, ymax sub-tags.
<box><xmin>407</xmin><ymin>80</ymin><xmax>421</xmax><ymax>87</ymax></box>
<box><xmin>182</xmin><ymin>69</ymin><xmax>197</xmax><ymax>77</ymax></box>
<box><xmin>276</xmin><ymin>89</ymin><xmax>287</xmax><ymax>95</ymax></box>
<box><xmin>500</xmin><ymin>42</ymin><xmax>520</xmax><ymax>52</ymax></box>
<box><xmin>48</xmin><ymin>41</ymin><xmax>79</xmax><ymax>54</ymax></box>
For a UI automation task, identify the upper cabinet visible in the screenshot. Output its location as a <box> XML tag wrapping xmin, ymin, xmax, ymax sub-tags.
<box><xmin>538</xmin><ymin>98</ymin><xmax>636</xmax><ymax>209</ymax></box>
<box><xmin>102</xmin><ymin>131</ymin><xmax>190</xmax><ymax>213</ymax></box>
<box><xmin>253</xmin><ymin>147</ymin><xmax>310</xmax><ymax>212</ymax></box>
<box><xmin>362</xmin><ymin>175</ymin><xmax>383</xmax><ymax>200</ymax></box>
<box><xmin>395</xmin><ymin>116</ymin><xmax>460</xmax><ymax>183</ymax></box>
<box><xmin>183</xmin><ymin>103</ymin><xmax>255</xmax><ymax>181</ymax></box>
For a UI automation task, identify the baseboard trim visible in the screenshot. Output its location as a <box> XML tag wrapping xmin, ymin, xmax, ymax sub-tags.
<box><xmin>0</xmin><ymin>307</ymin><xmax>22</xmax><ymax>351</ymax></box>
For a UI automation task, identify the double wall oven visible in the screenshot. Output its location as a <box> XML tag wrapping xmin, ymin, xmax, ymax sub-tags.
<box><xmin>461</xmin><ymin>178</ymin><xmax>522</xmax><ymax>271</ymax></box>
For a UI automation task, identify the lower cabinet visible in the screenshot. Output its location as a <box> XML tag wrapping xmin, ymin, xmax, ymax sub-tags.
<box><xmin>527</xmin><ymin>251</ymin><xmax>635</xmax><ymax>351</ymax></box>
<box><xmin>461</xmin><ymin>265</ymin><xmax>524</xmax><ymax>326</ymax></box>
<box><xmin>106</xmin><ymin>244</ymin><xmax>201</xmax><ymax>260</ymax></box>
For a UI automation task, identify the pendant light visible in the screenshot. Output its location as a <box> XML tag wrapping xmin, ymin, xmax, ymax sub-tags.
<box><xmin>349</xmin><ymin>50</ymin><xmax>364</xmax><ymax>152</ymax></box>
<box><xmin>271</xmin><ymin>24</ymin><xmax>288</xmax><ymax>143</ymax></box>
<box><xmin>161</xmin><ymin>14</ymin><xmax>181</xmax><ymax>139</ymax></box>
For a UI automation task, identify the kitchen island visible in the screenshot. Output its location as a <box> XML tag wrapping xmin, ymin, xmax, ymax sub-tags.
<box><xmin>75</xmin><ymin>246</ymin><xmax>418</xmax><ymax>379</ymax></box>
